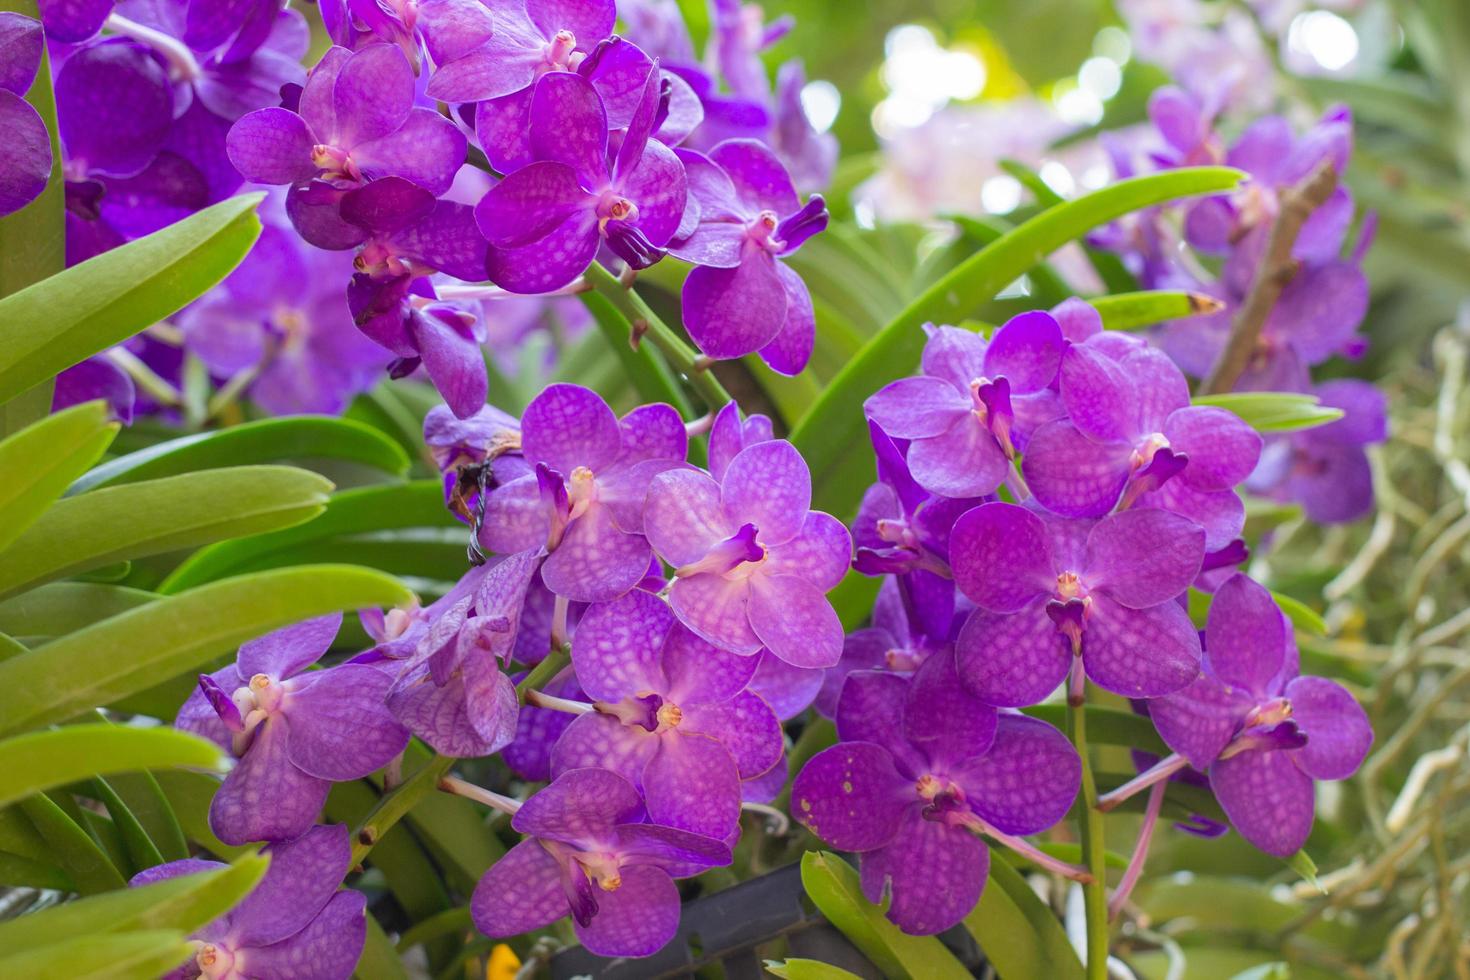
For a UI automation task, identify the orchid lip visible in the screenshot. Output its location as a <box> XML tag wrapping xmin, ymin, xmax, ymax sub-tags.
<box><xmin>674</xmin><ymin>523</ymin><xmax>765</xmax><ymax>578</ymax></box>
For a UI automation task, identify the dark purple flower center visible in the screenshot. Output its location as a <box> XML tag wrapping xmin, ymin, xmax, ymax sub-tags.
<box><xmin>1120</xmin><ymin>438</ymin><xmax>1189</xmax><ymax>508</ymax></box>
<box><xmin>915</xmin><ymin>774</ymin><xmax>971</xmax><ymax>824</ymax></box>
<box><xmin>675</xmin><ymin>522</ymin><xmax>766</xmax><ymax>578</ymax></box>
<box><xmin>598</xmin><ymin>693</ymin><xmax>681</xmax><ymax>733</ymax></box>
<box><xmin>968</xmin><ymin>376</ymin><xmax>1015</xmax><ymax>458</ymax></box>
<box><xmin>773</xmin><ymin>195</ymin><xmax>828</xmax><ymax>252</ymax></box>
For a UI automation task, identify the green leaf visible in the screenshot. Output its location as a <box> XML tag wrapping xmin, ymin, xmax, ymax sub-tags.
<box><xmin>0</xmin><ymin>930</ymin><xmax>192</xmax><ymax>980</ymax></box>
<box><xmin>152</xmin><ymin>770</ymin><xmax>244</xmax><ymax>860</ymax></box>
<box><xmin>0</xmin><ymin>194</ymin><xmax>264</xmax><ymax>406</ymax></box>
<box><xmin>0</xmin><ymin>850</ymin><xmax>74</xmax><ymax>890</ymax></box>
<box><xmin>160</xmin><ymin>481</ymin><xmax>456</xmax><ymax>593</ymax></box>
<box><xmin>792</xmin><ymin>167</ymin><xmax>1245</xmax><ymax>517</ymax></box>
<box><xmin>0</xmin><ymin>564</ymin><xmax>410</xmax><ymax>735</ymax></box>
<box><xmin>17</xmin><ymin>793</ymin><xmax>126</xmax><ymax>893</ymax></box>
<box><xmin>1231</xmin><ymin>964</ymin><xmax>1292</xmax><ymax>980</ymax></box>
<box><xmin>580</xmin><ymin>290</ymin><xmax>695</xmax><ymax>418</ymax></box>
<box><xmin>0</xmin><ymin>850</ymin><xmax>268</xmax><ymax>955</ymax></box>
<box><xmin>86</xmin><ymin>777</ymin><xmax>165</xmax><ymax>876</ymax></box>
<box><xmin>0</xmin><ymin>465</ymin><xmax>333</xmax><ymax>599</ymax></box>
<box><xmin>0</xmin><ymin>583</ymin><xmax>156</xmax><ymax>645</ymax></box>
<box><xmin>1024</xmin><ymin>704</ymin><xmax>1168</xmax><ymax>755</ymax></box>
<box><xmin>799</xmin><ymin>851</ymin><xmax>970</xmax><ymax>980</ymax></box>
<box><xmin>68</xmin><ymin>415</ymin><xmax>410</xmax><ymax>494</ymax></box>
<box><xmin>1272</xmin><ymin>592</ymin><xmax>1328</xmax><ymax>637</ymax></box>
<box><xmin>106</xmin><ymin>771</ymin><xmax>189</xmax><ymax>863</ymax></box>
<box><xmin>1092</xmin><ymin>290</ymin><xmax>1217</xmax><ymax>331</ymax></box>
<box><xmin>358</xmin><ymin>913</ymin><xmax>412</xmax><ymax>980</ymax></box>
<box><xmin>965</xmin><ymin>852</ymin><xmax>1085</xmax><ymax>980</ymax></box>
<box><xmin>1285</xmin><ymin>849</ymin><xmax>1324</xmax><ymax>893</ymax></box>
<box><xmin>0</xmin><ymin>726</ymin><xmax>225</xmax><ymax>809</ymax></box>
<box><xmin>1191</xmin><ymin>392</ymin><xmax>1345</xmax><ymax>433</ymax></box>
<box><xmin>0</xmin><ymin>401</ymin><xmax>118</xmax><ymax>554</ymax></box>
<box><xmin>764</xmin><ymin>959</ymin><xmax>865</xmax><ymax>980</ymax></box>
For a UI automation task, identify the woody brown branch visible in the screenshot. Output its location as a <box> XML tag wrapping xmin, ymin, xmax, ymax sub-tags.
<box><xmin>1200</xmin><ymin>159</ymin><xmax>1341</xmax><ymax>396</ymax></box>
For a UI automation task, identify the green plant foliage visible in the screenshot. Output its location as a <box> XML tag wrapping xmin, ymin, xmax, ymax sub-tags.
<box><xmin>0</xmin><ymin>726</ymin><xmax>226</xmax><ymax>808</ymax></box>
<box><xmin>0</xmin><ymin>400</ymin><xmax>117</xmax><ymax>554</ymax></box>
<box><xmin>1192</xmin><ymin>392</ymin><xmax>1346</xmax><ymax>433</ymax></box>
<box><xmin>965</xmin><ymin>853</ymin><xmax>1086</xmax><ymax>980</ymax></box>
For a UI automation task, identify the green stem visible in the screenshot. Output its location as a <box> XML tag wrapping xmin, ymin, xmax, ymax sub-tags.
<box><xmin>581</xmin><ymin>260</ymin><xmax>732</xmax><ymax>410</ymax></box>
<box><xmin>350</xmin><ymin>648</ymin><xmax>572</xmax><ymax>865</ymax></box>
<box><xmin>1067</xmin><ymin>693</ymin><xmax>1110</xmax><ymax>979</ymax></box>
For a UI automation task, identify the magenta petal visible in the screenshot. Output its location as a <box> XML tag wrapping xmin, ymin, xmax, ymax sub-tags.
<box><xmin>861</xmin><ymin>810</ymin><xmax>986</xmax><ymax>936</ymax></box>
<box><xmin>670</xmin><ymin>218</ymin><xmax>745</xmax><ymax>267</ymax></box>
<box><xmin>920</xmin><ymin>325</ymin><xmax>988</xmax><ymax>392</ymax></box>
<box><xmin>668</xmin><ymin>573</ymin><xmax>761</xmax><ymax>655</ymax></box>
<box><xmin>485</xmin><ymin>209</ymin><xmax>599</xmax><ymax>293</ymax></box>
<box><xmin>984</xmin><ymin>311</ymin><xmax>1065</xmax><ymax>392</ymax></box>
<box><xmin>233</xmin><ymin>824</ymin><xmax>350</xmax><ymax>946</ymax></box>
<box><xmin>1269</xmin><ymin>261</ymin><xmax>1368</xmax><ymax>364</ymax></box>
<box><xmin>297</xmin><ymin>46</ymin><xmax>350</xmax><ymax>138</ymax></box>
<box><xmin>283</xmin><ymin>665</ymin><xmax>408</xmax><ymax>780</ymax></box>
<box><xmin>426</xmin><ymin>39</ymin><xmax>541</xmax><ymax>104</ymax></box>
<box><xmin>1209</xmin><ymin>748</ymin><xmax>1316</xmax><ymax>858</ymax></box>
<box><xmin>330</xmin><ymin>43</ymin><xmax>413</xmax><ymax>146</ymax></box>
<box><xmin>949</xmin><ymin>502</ymin><xmax>1056</xmax><ymax>613</ymax></box>
<box><xmin>959</xmin><ymin>715</ymin><xmax>1080</xmax><ymax>835</ymax></box>
<box><xmin>660</xmin><ymin>623</ymin><xmax>759</xmax><ymax>704</ymax></box>
<box><xmin>529</xmin><ymin>71</ymin><xmax>609</xmax><ymax>190</ymax></box>
<box><xmin>573</xmin><ymin>864</ymin><xmax>680</xmax><ymax>957</ymax></box>
<box><xmin>35</xmin><ymin>0</ymin><xmax>112</xmax><ymax>43</ymax></box>
<box><xmin>764</xmin><ymin>511</ymin><xmax>851</xmax><ymax>592</ymax></box>
<box><xmin>1139</xmin><ymin>480</ymin><xmax>1245</xmax><ymax>553</ymax></box>
<box><xmin>472</xmin><ymin>85</ymin><xmax>537</xmax><ymax>175</ymax></box>
<box><xmin>906</xmin><ymin>418</ymin><xmax>1009</xmax><ymax>499</ymax></box>
<box><xmin>211</xmin><ymin>718</ymin><xmax>329</xmax><ymax>846</ymax></box>
<box><xmin>1059</xmin><ymin>343</ymin><xmax>1136</xmax><ymax>443</ymax></box>
<box><xmin>0</xmin><ymin>92</ymin><xmax>49</xmax><ymax>218</ymax></box>
<box><xmin>244</xmin><ymin>889</ymin><xmax>365</xmax><ymax>979</ymax></box>
<box><xmin>791</xmin><ymin>741</ymin><xmax>908</xmax><ymax>851</ymax></box>
<box><xmin>572</xmin><ymin>591</ymin><xmax>673</xmax><ymax>702</ymax></box>
<box><xmin>515</xmin><ymin>766</ymin><xmax>646</xmax><ymax>841</ymax></box>
<box><xmin>177</xmin><ymin>665</ymin><xmax>243</xmax><ymax>751</ymax></box>
<box><xmin>645</xmin><ymin>467</ymin><xmax>730</xmax><ymax>566</ymax></box>
<box><xmin>413</xmin><ymin>309</ymin><xmax>489</xmax><ymax>420</ymax></box>
<box><xmin>954</xmin><ymin>603</ymin><xmax>1070</xmax><ymax>708</ymax></box>
<box><xmin>387</xmin><ymin>665</ymin><xmax>511</xmax><ymax>758</ymax></box>
<box><xmin>56</xmin><ymin>41</ymin><xmax>171</xmax><ymax>179</ymax></box>
<box><xmin>1083</xmin><ymin>595</ymin><xmax>1201</xmax><ymax>699</ymax></box>
<box><xmin>864</xmin><ymin>376</ymin><xmax>969</xmax><ymax>440</ymax></box>
<box><xmin>1084</xmin><ymin>508</ymin><xmax>1204</xmax><ymax>609</ymax></box>
<box><xmin>748</xmin><ymin>572</ymin><xmax>843</xmax><ymax>669</ymax></box>
<box><xmin>352</xmin><ymin>108</ymin><xmax>467</xmax><ymax>195</ymax></box>
<box><xmin>225</xmin><ymin>107</ymin><xmax>317</xmax><ymax>185</ymax></box>
<box><xmin>613</xmin><ymin>822</ymin><xmax>731</xmax><ymax>878</ymax></box>
<box><xmin>1121</xmin><ymin>346</ymin><xmax>1191</xmax><ymax>432</ymax></box>
<box><xmin>476</xmin><ymin>161</ymin><xmax>587</xmax><ymax>247</ymax></box>
<box><xmin>681</xmin><ymin>690</ymin><xmax>782</xmax><ymax>779</ymax></box>
<box><xmin>541</xmin><ymin>502</ymin><xmax>651</xmax><ymax>602</ymax></box>
<box><xmin>618</xmin><ymin>403</ymin><xmax>687</xmax><ymax>463</ymax></box>
<box><xmin>1165</xmin><ymin>406</ymin><xmax>1263</xmax><ymax>491</ymax></box>
<box><xmin>1021</xmin><ymin>420</ymin><xmax>1131</xmax><ymax>518</ymax></box>
<box><xmin>548</xmin><ymin>712</ymin><xmax>658</xmax><ymax>788</ymax></box>
<box><xmin>238</xmin><ymin>614</ymin><xmax>341</xmax><ymax>679</ymax></box>
<box><xmin>834</xmin><ymin>670</ymin><xmax>911</xmax><ymax>761</ymax></box>
<box><xmin>682</xmin><ymin>253</ymin><xmax>787</xmax><ymax>360</ymax></box>
<box><xmin>616</xmin><ymin>139</ymin><xmax>689</xmax><ymax>246</ymax></box>
<box><xmin>643</xmin><ymin>732</ymin><xmax>742</xmax><ymax>839</ymax></box>
<box><xmin>1285</xmin><ymin>676</ymin><xmax>1372</xmax><ymax>780</ymax></box>
<box><xmin>759</xmin><ymin>263</ymin><xmax>815</xmax><ymax>375</ymax></box>
<box><xmin>527</xmin><ymin>0</ymin><xmax>615</xmax><ymax>45</ymax></box>
<box><xmin>1204</xmin><ymin>573</ymin><xmax>1287</xmax><ymax>695</ymax></box>
<box><xmin>462</xmin><ymin>655</ymin><xmax>521</xmax><ymax>751</ymax></box>
<box><xmin>708</xmin><ymin>138</ymin><xmax>799</xmax><ymax>215</ymax></box>
<box><xmin>1149</xmin><ymin>675</ymin><xmax>1253</xmax><ymax>769</ymax></box>
<box><xmin>720</xmin><ymin>439</ymin><xmax>811</xmax><ymax>545</ymax></box>
<box><xmin>521</xmin><ymin>383</ymin><xmax>622</xmax><ymax>472</ymax></box>
<box><xmin>471</xmin><ymin>838</ymin><xmax>570</xmax><ymax>938</ymax></box>
<box><xmin>747</xmin><ymin>651</ymin><xmax>822</xmax><ymax>720</ymax></box>
<box><xmin>479</xmin><ymin>473</ymin><xmax>551</xmax><ymax>554</ymax></box>
<box><xmin>903</xmin><ymin>651</ymin><xmax>998</xmax><ymax>763</ymax></box>
<box><xmin>130</xmin><ymin>857</ymin><xmax>225</xmax><ymax>888</ymax></box>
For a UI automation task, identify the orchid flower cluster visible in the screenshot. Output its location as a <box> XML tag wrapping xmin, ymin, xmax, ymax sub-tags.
<box><xmin>790</xmin><ymin>306</ymin><xmax>1373</xmax><ymax>936</ymax></box>
<box><xmin>3</xmin><ymin>0</ymin><xmax>837</xmax><ymax>425</ymax></box>
<box><xmin>1098</xmin><ymin>88</ymin><xmax>1388</xmax><ymax>523</ymax></box>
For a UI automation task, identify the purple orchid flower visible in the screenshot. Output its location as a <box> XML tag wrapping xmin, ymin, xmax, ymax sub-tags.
<box><xmin>476</xmin><ymin>67</ymin><xmax>687</xmax><ymax>293</ymax></box>
<box><xmin>503</xmin><ymin>669</ymin><xmax>584</xmax><ymax>781</ymax></box>
<box><xmin>1248</xmin><ymin>379</ymin><xmax>1387</xmax><ymax>524</ymax></box>
<box><xmin>550</xmin><ymin>591</ymin><xmax>783</xmax><ymax>840</ymax></box>
<box><xmin>1145</xmin><ymin>574</ymin><xmax>1373</xmax><ymax>857</ymax></box>
<box><xmin>1023</xmin><ymin>338</ymin><xmax>1262</xmax><ymax>549</ymax></box>
<box><xmin>478</xmin><ymin>384</ymin><xmax>688</xmax><ymax>603</ymax></box>
<box><xmin>669</xmin><ymin>140</ymin><xmax>827</xmax><ymax>374</ymax></box>
<box><xmin>130</xmin><ymin>824</ymin><xmax>365</xmax><ymax>980</ymax></box>
<box><xmin>706</xmin><ymin>399</ymin><xmax>773</xmax><ymax>481</ymax></box>
<box><xmin>423</xmin><ymin>402</ymin><xmax>528</xmax><ymax>520</ymax></box>
<box><xmin>866</xmin><ymin>315</ymin><xmax>1068</xmax><ymax>499</ymax></box>
<box><xmin>793</xmin><ymin>654</ymin><xmax>1080</xmax><ymax>936</ymax></box>
<box><xmin>471</xmin><ymin>767</ymin><xmax>731</xmax><ymax>957</ymax></box>
<box><xmin>770</xmin><ymin>59</ymin><xmax>837</xmax><ymax>192</ymax></box>
<box><xmin>644</xmin><ymin>438</ymin><xmax>851</xmax><ymax>668</ymax></box>
<box><xmin>320</xmin><ymin>0</ymin><xmax>495</xmax><ymax>72</ymax></box>
<box><xmin>379</xmin><ymin>550</ymin><xmax>539</xmax><ymax>757</ymax></box>
<box><xmin>36</xmin><ymin>0</ymin><xmax>115</xmax><ymax>43</ymax></box>
<box><xmin>951</xmin><ymin>501</ymin><xmax>1204</xmax><ymax>705</ymax></box>
<box><xmin>227</xmin><ymin>43</ymin><xmax>466</xmax><ymax>200</ymax></box>
<box><xmin>748</xmin><ymin>648</ymin><xmax>823</xmax><ymax>722</ymax></box>
<box><xmin>51</xmin><ymin>356</ymin><xmax>137</xmax><ymax>423</ymax></box>
<box><xmin>176</xmin><ymin>614</ymin><xmax>409</xmax><ymax>845</ymax></box>
<box><xmin>0</xmin><ymin>13</ymin><xmax>51</xmax><ymax>218</ymax></box>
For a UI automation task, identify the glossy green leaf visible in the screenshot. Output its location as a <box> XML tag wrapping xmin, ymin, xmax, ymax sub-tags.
<box><xmin>0</xmin><ymin>466</ymin><xmax>333</xmax><ymax>599</ymax></box>
<box><xmin>0</xmin><ymin>564</ymin><xmax>410</xmax><ymax>736</ymax></box>
<box><xmin>965</xmin><ymin>851</ymin><xmax>1085</xmax><ymax>980</ymax></box>
<box><xmin>0</xmin><ymin>582</ymin><xmax>156</xmax><ymax>645</ymax></box>
<box><xmin>1092</xmin><ymin>290</ymin><xmax>1217</xmax><ymax>331</ymax></box>
<box><xmin>68</xmin><ymin>415</ymin><xmax>410</xmax><ymax>494</ymax></box>
<box><xmin>580</xmin><ymin>290</ymin><xmax>694</xmax><ymax>417</ymax></box>
<box><xmin>0</xmin><ymin>194</ymin><xmax>264</xmax><ymax>405</ymax></box>
<box><xmin>0</xmin><ymin>850</ymin><xmax>268</xmax><ymax>955</ymax></box>
<box><xmin>800</xmin><ymin>851</ymin><xmax>970</xmax><ymax>980</ymax></box>
<box><xmin>160</xmin><ymin>481</ymin><xmax>456</xmax><ymax>593</ymax></box>
<box><xmin>1192</xmin><ymin>392</ymin><xmax>1345</xmax><ymax>433</ymax></box>
<box><xmin>0</xmin><ymin>930</ymin><xmax>192</xmax><ymax>980</ymax></box>
<box><xmin>792</xmin><ymin>167</ymin><xmax>1245</xmax><ymax>517</ymax></box>
<box><xmin>86</xmin><ymin>777</ymin><xmax>165</xmax><ymax>876</ymax></box>
<box><xmin>17</xmin><ymin>794</ymin><xmax>126</xmax><ymax>893</ymax></box>
<box><xmin>0</xmin><ymin>401</ymin><xmax>117</xmax><ymax>554</ymax></box>
<box><xmin>0</xmin><ymin>726</ymin><xmax>225</xmax><ymax>809</ymax></box>
<box><xmin>1024</xmin><ymin>704</ymin><xmax>1169</xmax><ymax>755</ymax></box>
<box><xmin>1273</xmin><ymin>592</ymin><xmax>1327</xmax><ymax>637</ymax></box>
<box><xmin>764</xmin><ymin>959</ymin><xmax>865</xmax><ymax>980</ymax></box>
<box><xmin>106</xmin><ymin>771</ymin><xmax>189</xmax><ymax>863</ymax></box>
<box><xmin>358</xmin><ymin>914</ymin><xmax>412</xmax><ymax>980</ymax></box>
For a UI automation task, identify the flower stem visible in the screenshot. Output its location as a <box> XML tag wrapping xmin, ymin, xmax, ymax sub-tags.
<box><xmin>1108</xmin><ymin>781</ymin><xmax>1165</xmax><ymax>920</ymax></box>
<box><xmin>438</xmin><ymin>775</ymin><xmax>522</xmax><ymax>815</ymax></box>
<box><xmin>523</xmin><ymin>689</ymin><xmax>592</xmax><ymax>715</ymax></box>
<box><xmin>581</xmin><ymin>260</ymin><xmax>732</xmax><ymax>411</ymax></box>
<box><xmin>1096</xmin><ymin>752</ymin><xmax>1186</xmax><ymax>812</ymax></box>
<box><xmin>1066</xmin><ymin>683</ymin><xmax>1110</xmax><ymax>980</ymax></box>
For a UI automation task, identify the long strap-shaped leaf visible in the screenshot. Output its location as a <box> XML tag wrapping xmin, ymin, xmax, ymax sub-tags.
<box><xmin>0</xmin><ymin>726</ymin><xmax>225</xmax><ymax>809</ymax></box>
<box><xmin>0</xmin><ymin>400</ymin><xmax>117</xmax><ymax>554</ymax></box>
<box><xmin>965</xmin><ymin>852</ymin><xmax>1086</xmax><ymax>980</ymax></box>
<box><xmin>0</xmin><ymin>563</ymin><xmax>410</xmax><ymax>735</ymax></box>
<box><xmin>0</xmin><ymin>930</ymin><xmax>193</xmax><ymax>980</ymax></box>
<box><xmin>790</xmin><ymin>167</ymin><xmax>1244</xmax><ymax>518</ymax></box>
<box><xmin>0</xmin><ymin>193</ymin><xmax>265</xmax><ymax>406</ymax></box>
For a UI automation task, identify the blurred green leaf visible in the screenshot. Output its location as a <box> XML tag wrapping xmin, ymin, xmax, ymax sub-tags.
<box><xmin>0</xmin><ymin>726</ymin><xmax>225</xmax><ymax>808</ymax></box>
<box><xmin>106</xmin><ymin>771</ymin><xmax>189</xmax><ymax>864</ymax></box>
<box><xmin>68</xmin><ymin>415</ymin><xmax>410</xmax><ymax>494</ymax></box>
<box><xmin>0</xmin><ymin>582</ymin><xmax>155</xmax><ymax>645</ymax></box>
<box><xmin>0</xmin><ymin>564</ymin><xmax>410</xmax><ymax>735</ymax></box>
<box><xmin>1193</xmin><ymin>392</ymin><xmax>1345</xmax><ymax>433</ymax></box>
<box><xmin>764</xmin><ymin>959</ymin><xmax>865</xmax><ymax>980</ymax></box>
<box><xmin>793</xmin><ymin>167</ymin><xmax>1245</xmax><ymax>518</ymax></box>
<box><xmin>800</xmin><ymin>851</ymin><xmax>970</xmax><ymax>980</ymax></box>
<box><xmin>358</xmin><ymin>914</ymin><xmax>412</xmax><ymax>980</ymax></box>
<box><xmin>0</xmin><ymin>465</ymin><xmax>333</xmax><ymax>599</ymax></box>
<box><xmin>580</xmin><ymin>291</ymin><xmax>695</xmax><ymax>418</ymax></box>
<box><xmin>0</xmin><ymin>194</ymin><xmax>264</xmax><ymax>406</ymax></box>
<box><xmin>965</xmin><ymin>850</ymin><xmax>1085</xmax><ymax>980</ymax></box>
<box><xmin>1024</xmin><ymin>704</ymin><xmax>1168</xmax><ymax>755</ymax></box>
<box><xmin>0</xmin><ymin>401</ymin><xmax>117</xmax><ymax>554</ymax></box>
<box><xmin>1272</xmin><ymin>592</ymin><xmax>1328</xmax><ymax>637</ymax></box>
<box><xmin>1285</xmin><ymin>849</ymin><xmax>1324</xmax><ymax>892</ymax></box>
<box><xmin>1093</xmin><ymin>291</ymin><xmax>1217</xmax><ymax>331</ymax></box>
<box><xmin>0</xmin><ymin>930</ymin><xmax>192</xmax><ymax>980</ymax></box>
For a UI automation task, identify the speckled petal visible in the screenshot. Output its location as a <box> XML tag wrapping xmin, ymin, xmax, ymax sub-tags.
<box><xmin>571</xmin><ymin>590</ymin><xmax>674</xmax><ymax>702</ymax></box>
<box><xmin>864</xmin><ymin>376</ymin><xmax>969</xmax><ymax>441</ymax></box>
<box><xmin>1165</xmin><ymin>406</ymin><xmax>1263</xmax><ymax>491</ymax></box>
<box><xmin>1084</xmin><ymin>508</ymin><xmax>1205</xmax><ymax>609</ymax></box>
<box><xmin>720</xmin><ymin>439</ymin><xmax>811</xmax><ymax>545</ymax></box>
<box><xmin>790</xmin><ymin>741</ymin><xmax>909</xmax><ymax>851</ymax></box>
<box><xmin>514</xmin><ymin>766</ymin><xmax>646</xmax><ymax>842</ymax></box>
<box><xmin>949</xmin><ymin>502</ymin><xmax>1056</xmax><ymax>613</ymax></box>
<box><xmin>643</xmin><ymin>732</ymin><xmax>742</xmax><ymax>839</ymax></box>
<box><xmin>1210</xmin><ymin>747</ymin><xmax>1316</xmax><ymax>858</ymax></box>
<box><xmin>668</xmin><ymin>573</ymin><xmax>761</xmax><ymax>655</ymax></box>
<box><xmin>1286</xmin><ymin>675</ymin><xmax>1372</xmax><ymax>780</ymax></box>
<box><xmin>903</xmin><ymin>651</ymin><xmax>998</xmax><ymax>764</ymax></box>
<box><xmin>521</xmin><ymin>383</ymin><xmax>623</xmax><ymax>473</ymax></box>
<box><xmin>681</xmin><ymin>690</ymin><xmax>782</xmax><ymax>779</ymax></box>
<box><xmin>529</xmin><ymin>71</ymin><xmax>609</xmax><ymax>190</ymax></box>
<box><xmin>233</xmin><ymin>824</ymin><xmax>350</xmax><ymax>947</ymax></box>
<box><xmin>471</xmin><ymin>838</ymin><xmax>570</xmax><ymax>938</ymax></box>
<box><xmin>954</xmin><ymin>602</ymin><xmax>1070</xmax><ymax>708</ymax></box>
<box><xmin>1082</xmin><ymin>595</ymin><xmax>1201</xmax><ymax>699</ymax></box>
<box><xmin>682</xmin><ymin>254</ymin><xmax>787</xmax><ymax>360</ymax></box>
<box><xmin>548</xmin><ymin>712</ymin><xmax>658</xmax><ymax>789</ymax></box>
<box><xmin>860</xmin><ymin>809</ymin><xmax>987</xmax><ymax>936</ymax></box>
<box><xmin>284</xmin><ymin>664</ymin><xmax>408</xmax><ymax>780</ymax></box>
<box><xmin>1021</xmin><ymin>419</ymin><xmax>1131</xmax><ymax>518</ymax></box>
<box><xmin>242</xmin><ymin>890</ymin><xmax>365</xmax><ymax>980</ymax></box>
<box><xmin>645</xmin><ymin>467</ymin><xmax>731</xmax><ymax>567</ymax></box>
<box><xmin>541</xmin><ymin>501</ymin><xmax>652</xmax><ymax>603</ymax></box>
<box><xmin>238</xmin><ymin>613</ymin><xmax>341</xmax><ymax>680</ymax></box>
<box><xmin>573</xmin><ymin>864</ymin><xmax>680</xmax><ymax>958</ymax></box>
<box><xmin>984</xmin><ymin>311</ymin><xmax>1065</xmax><ymax>392</ymax></box>
<box><xmin>957</xmin><ymin>715</ymin><xmax>1080</xmax><ymax>835</ymax></box>
<box><xmin>1149</xmin><ymin>675</ymin><xmax>1253</xmax><ymax>770</ymax></box>
<box><xmin>211</xmin><ymin>717</ymin><xmax>329</xmax><ymax>846</ymax></box>
<box><xmin>1204</xmin><ymin>573</ymin><xmax>1287</xmax><ymax>696</ymax></box>
<box><xmin>906</xmin><ymin>418</ymin><xmax>1009</xmax><ymax>500</ymax></box>
<box><xmin>660</xmin><ymin>623</ymin><xmax>759</xmax><ymax>705</ymax></box>
<box><xmin>747</xmin><ymin>650</ymin><xmax>822</xmax><ymax>720</ymax></box>
<box><xmin>1059</xmin><ymin>343</ymin><xmax>1136</xmax><ymax>443</ymax></box>
<box><xmin>747</xmin><ymin>572</ymin><xmax>843</xmax><ymax>669</ymax></box>
<box><xmin>478</xmin><ymin>473</ymin><xmax>550</xmax><ymax>554</ymax></box>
